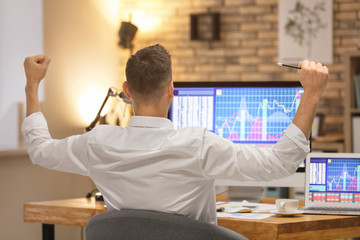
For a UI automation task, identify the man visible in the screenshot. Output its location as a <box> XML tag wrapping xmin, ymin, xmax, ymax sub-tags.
<box><xmin>23</xmin><ymin>44</ymin><xmax>328</xmax><ymax>224</ymax></box>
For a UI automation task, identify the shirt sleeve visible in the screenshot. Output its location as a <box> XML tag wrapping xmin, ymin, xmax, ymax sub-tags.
<box><xmin>22</xmin><ymin>112</ymin><xmax>90</xmax><ymax>176</ymax></box>
<box><xmin>199</xmin><ymin>123</ymin><xmax>309</xmax><ymax>181</ymax></box>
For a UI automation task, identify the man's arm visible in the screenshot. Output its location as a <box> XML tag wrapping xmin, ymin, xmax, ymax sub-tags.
<box><xmin>292</xmin><ymin>60</ymin><xmax>328</xmax><ymax>140</ymax></box>
<box><xmin>23</xmin><ymin>55</ymin><xmax>51</xmax><ymax>116</ymax></box>
<box><xmin>23</xmin><ymin>54</ymin><xmax>90</xmax><ymax>175</ymax></box>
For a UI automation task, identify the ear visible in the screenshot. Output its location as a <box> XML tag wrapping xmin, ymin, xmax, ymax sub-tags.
<box><xmin>122</xmin><ymin>81</ymin><xmax>131</xmax><ymax>99</ymax></box>
<box><xmin>168</xmin><ymin>81</ymin><xmax>174</xmax><ymax>99</ymax></box>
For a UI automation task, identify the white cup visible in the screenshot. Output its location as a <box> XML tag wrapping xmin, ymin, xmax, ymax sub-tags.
<box><xmin>275</xmin><ymin>199</ymin><xmax>299</xmax><ymax>212</ymax></box>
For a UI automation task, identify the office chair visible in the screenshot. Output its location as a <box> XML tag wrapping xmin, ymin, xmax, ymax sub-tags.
<box><xmin>86</xmin><ymin>209</ymin><xmax>248</xmax><ymax>240</ymax></box>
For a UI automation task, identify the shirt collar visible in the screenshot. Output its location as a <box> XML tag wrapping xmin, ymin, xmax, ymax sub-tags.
<box><xmin>128</xmin><ymin>116</ymin><xmax>174</xmax><ymax>129</ymax></box>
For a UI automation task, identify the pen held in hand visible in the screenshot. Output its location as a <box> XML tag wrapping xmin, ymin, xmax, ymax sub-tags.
<box><xmin>277</xmin><ymin>62</ymin><xmax>301</xmax><ymax>70</ymax></box>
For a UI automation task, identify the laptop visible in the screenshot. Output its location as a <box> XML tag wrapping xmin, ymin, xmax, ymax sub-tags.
<box><xmin>302</xmin><ymin>152</ymin><xmax>360</xmax><ymax>215</ymax></box>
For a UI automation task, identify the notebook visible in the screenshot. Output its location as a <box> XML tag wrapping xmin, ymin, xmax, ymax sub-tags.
<box><xmin>302</xmin><ymin>152</ymin><xmax>360</xmax><ymax>215</ymax></box>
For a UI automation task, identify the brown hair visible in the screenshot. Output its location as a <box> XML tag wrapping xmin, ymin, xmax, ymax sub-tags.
<box><xmin>125</xmin><ymin>44</ymin><xmax>172</xmax><ymax>102</ymax></box>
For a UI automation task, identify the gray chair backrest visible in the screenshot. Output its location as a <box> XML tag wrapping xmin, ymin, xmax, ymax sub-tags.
<box><xmin>86</xmin><ymin>209</ymin><xmax>248</xmax><ymax>240</ymax></box>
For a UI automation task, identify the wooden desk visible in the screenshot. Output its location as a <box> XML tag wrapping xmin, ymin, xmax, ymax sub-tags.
<box><xmin>24</xmin><ymin>198</ymin><xmax>360</xmax><ymax>240</ymax></box>
<box><xmin>220</xmin><ymin>198</ymin><xmax>360</xmax><ymax>240</ymax></box>
<box><xmin>24</xmin><ymin>198</ymin><xmax>107</xmax><ymax>240</ymax></box>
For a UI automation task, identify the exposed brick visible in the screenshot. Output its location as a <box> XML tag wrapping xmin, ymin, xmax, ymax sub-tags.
<box><xmin>195</xmin><ymin>48</ymin><xmax>226</xmax><ymax>57</ymax></box>
<box><xmin>195</xmin><ymin>64</ymin><xmax>224</xmax><ymax>73</ymax></box>
<box><xmin>256</xmin><ymin>14</ymin><xmax>278</xmax><ymax>22</ymax></box>
<box><xmin>255</xmin><ymin>0</ymin><xmax>277</xmax><ymax>5</ymax></box>
<box><xmin>333</xmin><ymin>37</ymin><xmax>341</xmax><ymax>47</ymax></box>
<box><xmin>321</xmin><ymin>87</ymin><xmax>343</xmax><ymax>99</ymax></box>
<box><xmin>335</xmin><ymin>12</ymin><xmax>357</xmax><ymax>21</ymax></box>
<box><xmin>258</xmin><ymin>31</ymin><xmax>277</xmax><ymax>39</ymax></box>
<box><xmin>164</xmin><ymin>1</ymin><xmax>192</xmax><ymax>8</ymax></box>
<box><xmin>339</xmin><ymin>21</ymin><xmax>359</xmax><ymax>29</ymax></box>
<box><xmin>239</xmin><ymin>57</ymin><xmax>263</xmax><ymax>65</ymax></box>
<box><xmin>328</xmin><ymin>64</ymin><xmax>345</xmax><ymax>73</ymax></box>
<box><xmin>223</xmin><ymin>40</ymin><xmax>241</xmax><ymax>48</ymax></box>
<box><xmin>118</xmin><ymin>0</ymin><xmax>357</xmax><ymax>135</ymax></box>
<box><xmin>258</xmin><ymin>64</ymin><xmax>279</xmax><ymax>73</ymax></box>
<box><xmin>326</xmin><ymin>81</ymin><xmax>344</xmax><ymax>90</ymax></box>
<box><xmin>238</xmin><ymin>6</ymin><xmax>272</xmax><ymax>15</ymax></box>
<box><xmin>258</xmin><ymin>48</ymin><xmax>277</xmax><ymax>56</ymax></box>
<box><xmin>230</xmin><ymin>48</ymin><xmax>257</xmax><ymax>56</ymax></box>
<box><xmin>224</xmin><ymin>0</ymin><xmax>254</xmax><ymax>6</ymax></box>
<box><xmin>192</xmin><ymin>0</ymin><xmax>221</xmax><ymax>8</ymax></box>
<box><xmin>241</xmin><ymin>39</ymin><xmax>274</xmax><ymax>47</ymax></box>
<box><xmin>223</xmin><ymin>32</ymin><xmax>257</xmax><ymax>40</ymax></box>
<box><xmin>222</xmin><ymin>15</ymin><xmax>256</xmax><ymax>23</ymax></box>
<box><xmin>339</xmin><ymin>3</ymin><xmax>360</xmax><ymax>11</ymax></box>
<box><xmin>222</xmin><ymin>23</ymin><xmax>241</xmax><ymax>32</ymax></box>
<box><xmin>279</xmin><ymin>73</ymin><xmax>298</xmax><ymax>82</ymax></box>
<box><xmin>242</xmin><ymin>73</ymin><xmax>275</xmax><ymax>81</ymax></box>
<box><xmin>225</xmin><ymin>64</ymin><xmax>254</xmax><ymax>72</ymax></box>
<box><xmin>341</xmin><ymin>37</ymin><xmax>360</xmax><ymax>46</ymax></box>
<box><xmin>177</xmin><ymin>73</ymin><xmax>209</xmax><ymax>81</ymax></box>
<box><xmin>226</xmin><ymin>48</ymin><xmax>256</xmax><ymax>57</ymax></box>
<box><xmin>219</xmin><ymin>6</ymin><xmax>242</xmax><ymax>14</ymax></box>
<box><xmin>241</xmin><ymin>22</ymin><xmax>272</xmax><ymax>31</ymax></box>
<box><xmin>172</xmin><ymin>65</ymin><xmax>194</xmax><ymax>74</ymax></box>
<box><xmin>177</xmin><ymin>7</ymin><xmax>204</xmax><ymax>16</ymax></box>
<box><xmin>178</xmin><ymin>57</ymin><xmax>209</xmax><ymax>65</ymax></box>
<box><xmin>334</xmin><ymin>46</ymin><xmax>359</xmax><ymax>55</ymax></box>
<box><xmin>171</xmin><ymin>49</ymin><xmax>195</xmax><ymax>58</ymax></box>
<box><xmin>209</xmin><ymin>72</ymin><xmax>240</xmax><ymax>81</ymax></box>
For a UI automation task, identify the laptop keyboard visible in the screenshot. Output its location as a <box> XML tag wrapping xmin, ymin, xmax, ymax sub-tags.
<box><xmin>303</xmin><ymin>207</ymin><xmax>360</xmax><ymax>216</ymax></box>
<box><xmin>306</xmin><ymin>207</ymin><xmax>360</xmax><ymax>211</ymax></box>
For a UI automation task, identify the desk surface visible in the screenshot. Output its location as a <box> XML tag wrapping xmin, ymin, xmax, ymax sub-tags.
<box><xmin>24</xmin><ymin>197</ymin><xmax>360</xmax><ymax>240</ymax></box>
<box><xmin>221</xmin><ymin>198</ymin><xmax>360</xmax><ymax>240</ymax></box>
<box><xmin>24</xmin><ymin>198</ymin><xmax>107</xmax><ymax>226</ymax></box>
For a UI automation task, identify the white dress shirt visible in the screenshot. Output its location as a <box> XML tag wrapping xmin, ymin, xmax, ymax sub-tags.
<box><xmin>22</xmin><ymin>112</ymin><xmax>309</xmax><ymax>224</ymax></box>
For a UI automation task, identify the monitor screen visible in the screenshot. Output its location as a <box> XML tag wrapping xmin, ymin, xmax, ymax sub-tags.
<box><xmin>169</xmin><ymin>81</ymin><xmax>305</xmax><ymax>171</ymax></box>
<box><xmin>308</xmin><ymin>157</ymin><xmax>360</xmax><ymax>203</ymax></box>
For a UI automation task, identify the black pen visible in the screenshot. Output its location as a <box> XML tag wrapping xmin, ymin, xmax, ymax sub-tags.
<box><xmin>277</xmin><ymin>62</ymin><xmax>301</xmax><ymax>69</ymax></box>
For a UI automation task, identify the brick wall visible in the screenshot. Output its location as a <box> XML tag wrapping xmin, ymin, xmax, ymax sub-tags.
<box><xmin>119</xmin><ymin>0</ymin><xmax>360</xmax><ymax>135</ymax></box>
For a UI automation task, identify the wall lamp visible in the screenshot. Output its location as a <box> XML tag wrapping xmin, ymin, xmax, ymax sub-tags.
<box><xmin>118</xmin><ymin>21</ymin><xmax>138</xmax><ymax>53</ymax></box>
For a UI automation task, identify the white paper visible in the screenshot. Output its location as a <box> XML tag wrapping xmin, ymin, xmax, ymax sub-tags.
<box><xmin>217</xmin><ymin>212</ymin><xmax>273</xmax><ymax>220</ymax></box>
<box><xmin>216</xmin><ymin>200</ymin><xmax>277</xmax><ymax>213</ymax></box>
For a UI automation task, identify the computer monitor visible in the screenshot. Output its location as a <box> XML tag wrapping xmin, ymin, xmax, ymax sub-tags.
<box><xmin>168</xmin><ymin>81</ymin><xmax>305</xmax><ymax>174</ymax></box>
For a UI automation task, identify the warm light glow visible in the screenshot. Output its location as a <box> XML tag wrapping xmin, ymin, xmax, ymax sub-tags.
<box><xmin>132</xmin><ymin>11</ymin><xmax>160</xmax><ymax>31</ymax></box>
<box><xmin>78</xmin><ymin>87</ymin><xmax>111</xmax><ymax>125</ymax></box>
<box><xmin>90</xmin><ymin>0</ymin><xmax>121</xmax><ymax>30</ymax></box>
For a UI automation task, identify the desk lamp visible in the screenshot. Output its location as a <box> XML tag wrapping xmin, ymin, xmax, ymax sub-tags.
<box><xmin>85</xmin><ymin>87</ymin><xmax>131</xmax><ymax>132</ymax></box>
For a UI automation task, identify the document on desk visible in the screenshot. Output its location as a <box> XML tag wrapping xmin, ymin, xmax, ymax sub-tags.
<box><xmin>217</xmin><ymin>212</ymin><xmax>273</xmax><ymax>220</ymax></box>
<box><xmin>216</xmin><ymin>200</ymin><xmax>277</xmax><ymax>213</ymax></box>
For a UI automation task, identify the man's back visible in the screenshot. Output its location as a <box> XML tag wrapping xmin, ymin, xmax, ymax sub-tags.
<box><xmin>87</xmin><ymin>116</ymin><xmax>217</xmax><ymax>223</ymax></box>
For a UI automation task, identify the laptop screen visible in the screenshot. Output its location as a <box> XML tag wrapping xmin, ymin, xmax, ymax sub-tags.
<box><xmin>307</xmin><ymin>155</ymin><xmax>360</xmax><ymax>204</ymax></box>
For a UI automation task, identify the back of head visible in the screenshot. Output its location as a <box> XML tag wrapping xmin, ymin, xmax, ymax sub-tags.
<box><xmin>125</xmin><ymin>44</ymin><xmax>172</xmax><ymax>103</ymax></box>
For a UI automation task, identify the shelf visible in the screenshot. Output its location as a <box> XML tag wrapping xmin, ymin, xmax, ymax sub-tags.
<box><xmin>350</xmin><ymin>108</ymin><xmax>360</xmax><ymax>115</ymax></box>
<box><xmin>312</xmin><ymin>141</ymin><xmax>344</xmax><ymax>153</ymax></box>
<box><xmin>0</xmin><ymin>147</ymin><xmax>28</xmax><ymax>159</ymax></box>
<box><xmin>344</xmin><ymin>52</ymin><xmax>360</xmax><ymax>152</ymax></box>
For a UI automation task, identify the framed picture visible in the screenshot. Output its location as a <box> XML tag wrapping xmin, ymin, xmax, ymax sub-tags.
<box><xmin>312</xmin><ymin>113</ymin><xmax>324</xmax><ymax>139</ymax></box>
<box><xmin>278</xmin><ymin>0</ymin><xmax>333</xmax><ymax>64</ymax></box>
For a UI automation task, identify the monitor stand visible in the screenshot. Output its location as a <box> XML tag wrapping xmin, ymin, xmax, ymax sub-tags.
<box><xmin>227</xmin><ymin>186</ymin><xmax>265</xmax><ymax>203</ymax></box>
